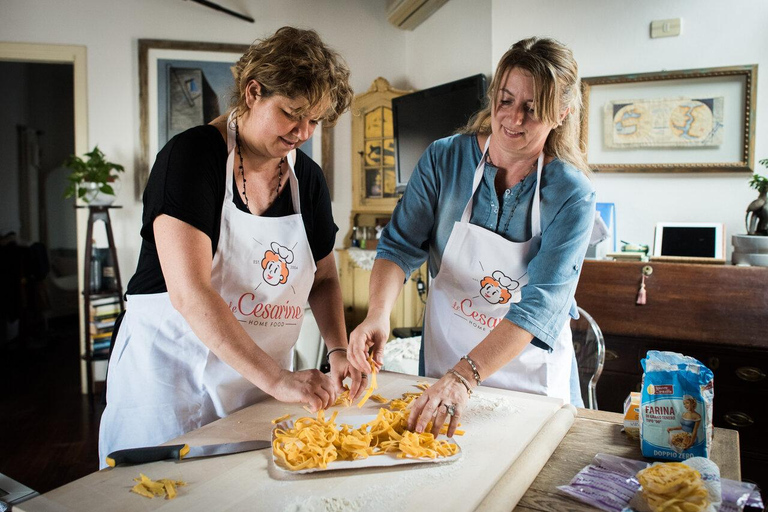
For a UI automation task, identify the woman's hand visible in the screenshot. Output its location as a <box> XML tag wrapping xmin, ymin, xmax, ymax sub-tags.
<box><xmin>348</xmin><ymin>315</ymin><xmax>389</xmax><ymax>374</ymax></box>
<box><xmin>407</xmin><ymin>373</ymin><xmax>469</xmax><ymax>438</ymax></box>
<box><xmin>269</xmin><ymin>369</ymin><xmax>338</xmax><ymax>412</ymax></box>
<box><xmin>328</xmin><ymin>350</ymin><xmax>367</xmax><ymax>401</ymax></box>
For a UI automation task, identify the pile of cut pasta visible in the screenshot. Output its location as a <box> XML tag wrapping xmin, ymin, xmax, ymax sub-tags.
<box><xmin>636</xmin><ymin>462</ymin><xmax>710</xmax><ymax>512</ymax></box>
<box><xmin>130</xmin><ymin>473</ymin><xmax>186</xmax><ymax>500</ymax></box>
<box><xmin>272</xmin><ymin>379</ymin><xmax>463</xmax><ymax>471</ymax></box>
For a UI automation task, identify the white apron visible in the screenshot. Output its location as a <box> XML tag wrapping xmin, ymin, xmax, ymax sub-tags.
<box><xmin>99</xmin><ymin>113</ymin><xmax>316</xmax><ymax>466</ymax></box>
<box><xmin>423</xmin><ymin>137</ymin><xmax>573</xmax><ymax>402</ymax></box>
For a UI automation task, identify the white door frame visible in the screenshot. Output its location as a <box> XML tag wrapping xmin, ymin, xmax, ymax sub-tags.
<box><xmin>0</xmin><ymin>42</ymin><xmax>90</xmax><ymax>393</ymax></box>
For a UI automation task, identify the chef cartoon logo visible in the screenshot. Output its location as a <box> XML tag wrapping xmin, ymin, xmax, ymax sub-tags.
<box><xmin>479</xmin><ymin>270</ymin><xmax>520</xmax><ymax>305</ymax></box>
<box><xmin>261</xmin><ymin>242</ymin><xmax>294</xmax><ymax>286</ymax></box>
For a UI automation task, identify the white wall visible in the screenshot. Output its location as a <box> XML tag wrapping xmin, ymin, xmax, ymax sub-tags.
<box><xmin>4</xmin><ymin>0</ymin><xmax>765</xmax><ymax>279</ymax></box>
<box><xmin>491</xmin><ymin>0</ymin><xmax>768</xmax><ymax>257</ymax></box>
<box><xmin>0</xmin><ymin>0</ymin><xmax>407</xmax><ymax>277</ymax></box>
<box><xmin>403</xmin><ymin>0</ymin><xmax>493</xmax><ymax>89</ymax></box>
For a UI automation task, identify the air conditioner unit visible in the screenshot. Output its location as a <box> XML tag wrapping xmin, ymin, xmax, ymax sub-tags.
<box><xmin>387</xmin><ymin>0</ymin><xmax>449</xmax><ymax>30</ymax></box>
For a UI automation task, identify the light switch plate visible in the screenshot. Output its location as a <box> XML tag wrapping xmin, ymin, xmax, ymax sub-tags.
<box><xmin>651</xmin><ymin>18</ymin><xmax>681</xmax><ymax>38</ymax></box>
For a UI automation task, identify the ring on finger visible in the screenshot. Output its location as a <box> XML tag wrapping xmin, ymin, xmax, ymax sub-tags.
<box><xmin>361</xmin><ymin>374</ymin><xmax>368</xmax><ymax>379</ymax></box>
<box><xmin>442</xmin><ymin>403</ymin><xmax>456</xmax><ymax>416</ymax></box>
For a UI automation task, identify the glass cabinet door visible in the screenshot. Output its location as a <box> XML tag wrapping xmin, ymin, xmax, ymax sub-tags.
<box><xmin>363</xmin><ymin>107</ymin><xmax>397</xmax><ymax>199</ymax></box>
<box><xmin>351</xmin><ymin>77</ymin><xmax>409</xmax><ymax>212</ymax></box>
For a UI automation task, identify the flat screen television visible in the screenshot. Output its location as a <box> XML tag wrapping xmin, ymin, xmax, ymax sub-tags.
<box><xmin>392</xmin><ymin>73</ymin><xmax>487</xmax><ymax>193</ymax></box>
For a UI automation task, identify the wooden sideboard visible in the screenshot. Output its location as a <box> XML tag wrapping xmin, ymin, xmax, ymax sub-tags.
<box><xmin>574</xmin><ymin>260</ymin><xmax>768</xmax><ymax>490</ymax></box>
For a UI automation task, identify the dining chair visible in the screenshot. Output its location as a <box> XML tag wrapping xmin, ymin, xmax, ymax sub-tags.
<box><xmin>571</xmin><ymin>306</ymin><xmax>606</xmax><ymax>410</ymax></box>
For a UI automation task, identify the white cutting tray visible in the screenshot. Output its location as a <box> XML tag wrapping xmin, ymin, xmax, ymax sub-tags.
<box><xmin>271</xmin><ymin>414</ymin><xmax>462</xmax><ymax>474</ymax></box>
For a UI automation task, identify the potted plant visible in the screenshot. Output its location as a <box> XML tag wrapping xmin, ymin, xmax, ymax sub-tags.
<box><xmin>63</xmin><ymin>146</ymin><xmax>125</xmax><ymax>205</ymax></box>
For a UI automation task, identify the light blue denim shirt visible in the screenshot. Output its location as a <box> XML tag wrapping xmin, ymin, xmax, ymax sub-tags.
<box><xmin>377</xmin><ymin>133</ymin><xmax>596</xmax><ymax>351</ymax></box>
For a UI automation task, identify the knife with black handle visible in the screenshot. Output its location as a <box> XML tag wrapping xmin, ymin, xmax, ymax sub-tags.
<box><xmin>106</xmin><ymin>439</ymin><xmax>271</xmax><ymax>467</ymax></box>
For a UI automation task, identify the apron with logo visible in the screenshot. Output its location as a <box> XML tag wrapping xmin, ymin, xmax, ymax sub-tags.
<box><xmin>99</xmin><ymin>113</ymin><xmax>316</xmax><ymax>466</ymax></box>
<box><xmin>423</xmin><ymin>136</ymin><xmax>573</xmax><ymax>402</ymax></box>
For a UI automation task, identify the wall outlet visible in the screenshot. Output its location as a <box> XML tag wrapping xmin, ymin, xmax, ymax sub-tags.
<box><xmin>650</xmin><ymin>18</ymin><xmax>681</xmax><ymax>38</ymax></box>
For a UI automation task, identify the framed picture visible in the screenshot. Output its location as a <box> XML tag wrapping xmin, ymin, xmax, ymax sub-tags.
<box><xmin>138</xmin><ymin>39</ymin><xmax>248</xmax><ymax>189</ymax></box>
<box><xmin>580</xmin><ymin>65</ymin><xmax>757</xmax><ymax>173</ymax></box>
<box><xmin>652</xmin><ymin>222</ymin><xmax>725</xmax><ymax>259</ymax></box>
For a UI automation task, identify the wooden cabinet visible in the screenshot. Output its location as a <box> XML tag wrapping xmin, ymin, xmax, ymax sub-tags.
<box><xmin>350</xmin><ymin>77</ymin><xmax>409</xmax><ymax>213</ymax></box>
<box><xmin>575</xmin><ymin>260</ymin><xmax>768</xmax><ymax>489</ymax></box>
<box><xmin>343</xmin><ymin>77</ymin><xmax>412</xmax><ymax>247</ymax></box>
<box><xmin>338</xmin><ymin>77</ymin><xmax>426</xmax><ymax>337</ymax></box>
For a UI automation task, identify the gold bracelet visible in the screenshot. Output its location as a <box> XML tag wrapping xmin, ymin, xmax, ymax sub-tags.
<box><xmin>461</xmin><ymin>355</ymin><xmax>482</xmax><ymax>386</ymax></box>
<box><xmin>447</xmin><ymin>369</ymin><xmax>473</xmax><ymax>396</ymax></box>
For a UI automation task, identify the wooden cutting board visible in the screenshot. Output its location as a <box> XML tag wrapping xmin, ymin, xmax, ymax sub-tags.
<box><xmin>18</xmin><ymin>372</ymin><xmax>574</xmax><ymax>512</ymax></box>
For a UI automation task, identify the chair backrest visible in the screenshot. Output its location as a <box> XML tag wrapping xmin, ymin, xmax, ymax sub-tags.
<box><xmin>571</xmin><ymin>306</ymin><xmax>606</xmax><ymax>410</ymax></box>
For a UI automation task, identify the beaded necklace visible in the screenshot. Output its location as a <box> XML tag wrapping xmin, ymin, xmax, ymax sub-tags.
<box><xmin>235</xmin><ymin>119</ymin><xmax>284</xmax><ymax>213</ymax></box>
<box><xmin>486</xmin><ymin>152</ymin><xmax>536</xmax><ymax>233</ymax></box>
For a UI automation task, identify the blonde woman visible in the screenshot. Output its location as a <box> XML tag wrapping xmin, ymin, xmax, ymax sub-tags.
<box><xmin>100</xmin><ymin>27</ymin><xmax>362</xmax><ymax>467</ymax></box>
<box><xmin>349</xmin><ymin>37</ymin><xmax>595</xmax><ymax>437</ymax></box>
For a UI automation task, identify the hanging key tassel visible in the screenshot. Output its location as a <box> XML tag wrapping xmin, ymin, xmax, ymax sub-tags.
<box><xmin>636</xmin><ymin>275</ymin><xmax>647</xmax><ymax>305</ymax></box>
<box><xmin>636</xmin><ymin>265</ymin><xmax>653</xmax><ymax>305</ymax></box>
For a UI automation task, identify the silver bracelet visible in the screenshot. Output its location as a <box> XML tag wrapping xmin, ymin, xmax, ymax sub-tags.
<box><xmin>461</xmin><ymin>355</ymin><xmax>482</xmax><ymax>386</ymax></box>
<box><xmin>325</xmin><ymin>347</ymin><xmax>347</xmax><ymax>364</ymax></box>
<box><xmin>447</xmin><ymin>369</ymin><xmax>473</xmax><ymax>397</ymax></box>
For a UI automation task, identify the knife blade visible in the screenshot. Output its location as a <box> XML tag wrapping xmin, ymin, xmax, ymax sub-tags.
<box><xmin>105</xmin><ymin>439</ymin><xmax>271</xmax><ymax>467</ymax></box>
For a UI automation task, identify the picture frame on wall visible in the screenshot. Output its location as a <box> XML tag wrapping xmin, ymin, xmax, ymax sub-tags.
<box><xmin>137</xmin><ymin>38</ymin><xmax>336</xmax><ymax>198</ymax></box>
<box><xmin>138</xmin><ymin>39</ymin><xmax>248</xmax><ymax>191</ymax></box>
<box><xmin>579</xmin><ymin>65</ymin><xmax>757</xmax><ymax>173</ymax></box>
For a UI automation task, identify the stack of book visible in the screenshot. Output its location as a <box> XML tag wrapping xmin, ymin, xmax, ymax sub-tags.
<box><xmin>90</xmin><ymin>297</ymin><xmax>122</xmax><ymax>357</ymax></box>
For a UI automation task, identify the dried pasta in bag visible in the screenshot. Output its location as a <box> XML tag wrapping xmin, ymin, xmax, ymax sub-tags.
<box><xmin>640</xmin><ymin>351</ymin><xmax>714</xmax><ymax>461</ymax></box>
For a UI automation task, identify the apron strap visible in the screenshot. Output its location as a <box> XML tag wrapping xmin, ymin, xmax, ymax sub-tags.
<box><xmin>531</xmin><ymin>153</ymin><xmax>543</xmax><ymax>237</ymax></box>
<box><xmin>460</xmin><ymin>136</ymin><xmax>492</xmax><ymax>223</ymax></box>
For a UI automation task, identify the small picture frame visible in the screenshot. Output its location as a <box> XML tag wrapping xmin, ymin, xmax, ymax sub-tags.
<box><xmin>652</xmin><ymin>222</ymin><xmax>725</xmax><ymax>259</ymax></box>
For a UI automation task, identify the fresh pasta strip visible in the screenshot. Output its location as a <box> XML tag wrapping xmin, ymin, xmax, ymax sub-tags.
<box><xmin>637</xmin><ymin>463</ymin><xmax>710</xmax><ymax>512</ymax></box>
<box><xmin>273</xmin><ymin>387</ymin><xmax>462</xmax><ymax>471</ymax></box>
<box><xmin>271</xmin><ymin>414</ymin><xmax>291</xmax><ymax>424</ymax></box>
<box><xmin>356</xmin><ymin>354</ymin><xmax>378</xmax><ymax>408</ymax></box>
<box><xmin>130</xmin><ymin>473</ymin><xmax>186</xmax><ymax>500</ymax></box>
<box><xmin>369</xmin><ymin>394</ymin><xmax>389</xmax><ymax>403</ymax></box>
<box><xmin>334</xmin><ymin>387</ymin><xmax>352</xmax><ymax>407</ymax></box>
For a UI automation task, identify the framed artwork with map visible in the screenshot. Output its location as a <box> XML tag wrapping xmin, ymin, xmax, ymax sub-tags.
<box><xmin>579</xmin><ymin>65</ymin><xmax>756</xmax><ymax>173</ymax></box>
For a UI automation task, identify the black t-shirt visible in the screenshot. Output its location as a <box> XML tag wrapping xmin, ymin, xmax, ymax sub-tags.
<box><xmin>126</xmin><ymin>125</ymin><xmax>337</xmax><ymax>295</ymax></box>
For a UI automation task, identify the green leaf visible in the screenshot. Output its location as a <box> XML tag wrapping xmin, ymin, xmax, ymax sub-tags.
<box><xmin>61</xmin><ymin>145</ymin><xmax>124</xmax><ymax>199</ymax></box>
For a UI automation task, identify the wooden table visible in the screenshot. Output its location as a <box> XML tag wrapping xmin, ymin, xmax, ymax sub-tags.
<box><xmin>17</xmin><ymin>373</ymin><xmax>740</xmax><ymax>511</ymax></box>
<box><xmin>516</xmin><ymin>408</ymin><xmax>741</xmax><ymax>511</ymax></box>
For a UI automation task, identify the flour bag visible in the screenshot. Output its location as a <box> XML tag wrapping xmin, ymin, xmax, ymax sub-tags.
<box><xmin>640</xmin><ymin>351</ymin><xmax>714</xmax><ymax>461</ymax></box>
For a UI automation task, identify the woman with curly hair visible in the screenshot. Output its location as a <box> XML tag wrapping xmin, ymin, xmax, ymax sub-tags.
<box><xmin>100</xmin><ymin>27</ymin><xmax>362</xmax><ymax>466</ymax></box>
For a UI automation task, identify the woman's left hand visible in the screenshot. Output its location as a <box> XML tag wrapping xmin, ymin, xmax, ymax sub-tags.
<box><xmin>328</xmin><ymin>350</ymin><xmax>367</xmax><ymax>401</ymax></box>
<box><xmin>407</xmin><ymin>374</ymin><xmax>469</xmax><ymax>438</ymax></box>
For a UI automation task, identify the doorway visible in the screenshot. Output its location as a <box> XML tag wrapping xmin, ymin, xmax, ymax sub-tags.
<box><xmin>1</xmin><ymin>61</ymin><xmax>78</xmax><ymax>335</ymax></box>
<box><xmin>0</xmin><ymin>43</ymin><xmax>97</xmax><ymax>494</ymax></box>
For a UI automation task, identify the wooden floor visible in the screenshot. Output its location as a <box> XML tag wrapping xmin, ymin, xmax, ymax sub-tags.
<box><xmin>0</xmin><ymin>315</ymin><xmax>104</xmax><ymax>494</ymax></box>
